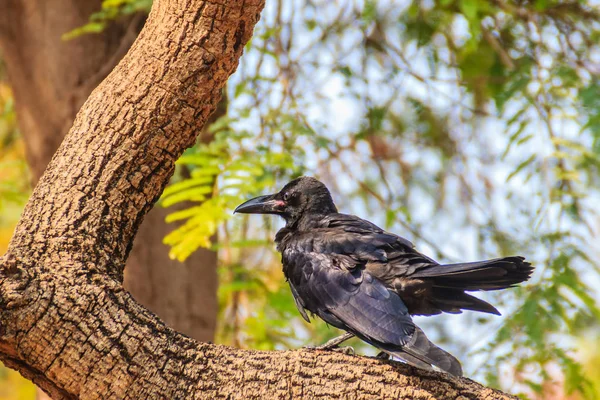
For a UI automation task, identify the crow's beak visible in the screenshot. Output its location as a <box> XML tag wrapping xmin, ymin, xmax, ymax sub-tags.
<box><xmin>234</xmin><ymin>194</ymin><xmax>285</xmax><ymax>215</ymax></box>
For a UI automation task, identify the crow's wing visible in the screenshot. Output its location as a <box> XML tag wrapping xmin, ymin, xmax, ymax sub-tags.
<box><xmin>284</xmin><ymin>248</ymin><xmax>462</xmax><ymax>375</ymax></box>
<box><xmin>319</xmin><ymin>213</ymin><xmax>415</xmax><ymax>248</ymax></box>
<box><xmin>317</xmin><ymin>213</ymin><xmax>439</xmax><ymax>272</ymax></box>
<box><xmin>285</xmin><ymin>250</ymin><xmax>416</xmax><ymax>346</ymax></box>
<box><xmin>288</xmin><ymin>281</ymin><xmax>310</xmax><ymax>323</ymax></box>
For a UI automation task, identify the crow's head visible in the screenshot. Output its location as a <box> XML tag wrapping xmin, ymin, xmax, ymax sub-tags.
<box><xmin>234</xmin><ymin>176</ymin><xmax>337</xmax><ymax>224</ymax></box>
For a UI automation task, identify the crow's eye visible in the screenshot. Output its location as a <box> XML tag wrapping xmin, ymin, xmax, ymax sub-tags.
<box><xmin>283</xmin><ymin>192</ymin><xmax>291</xmax><ymax>201</ymax></box>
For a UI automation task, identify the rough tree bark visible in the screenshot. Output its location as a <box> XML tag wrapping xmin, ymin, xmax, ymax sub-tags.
<box><xmin>0</xmin><ymin>0</ymin><xmax>517</xmax><ymax>398</ymax></box>
<box><xmin>0</xmin><ymin>0</ymin><xmax>217</xmax><ymax>344</ymax></box>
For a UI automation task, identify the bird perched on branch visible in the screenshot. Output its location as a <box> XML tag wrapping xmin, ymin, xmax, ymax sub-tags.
<box><xmin>235</xmin><ymin>176</ymin><xmax>534</xmax><ymax>376</ymax></box>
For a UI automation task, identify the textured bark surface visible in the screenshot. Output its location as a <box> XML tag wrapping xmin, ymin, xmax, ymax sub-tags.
<box><xmin>0</xmin><ymin>0</ymin><xmax>218</xmax><ymax>344</ymax></box>
<box><xmin>0</xmin><ymin>0</ymin><xmax>517</xmax><ymax>398</ymax></box>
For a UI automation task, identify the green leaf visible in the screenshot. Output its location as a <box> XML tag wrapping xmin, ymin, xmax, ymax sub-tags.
<box><xmin>161</xmin><ymin>176</ymin><xmax>214</xmax><ymax>198</ymax></box>
<box><xmin>161</xmin><ymin>186</ymin><xmax>212</xmax><ymax>207</ymax></box>
<box><xmin>361</xmin><ymin>1</ymin><xmax>377</xmax><ymax>25</ymax></box>
<box><xmin>506</xmin><ymin>154</ymin><xmax>536</xmax><ymax>182</ymax></box>
<box><xmin>62</xmin><ymin>22</ymin><xmax>106</xmax><ymax>40</ymax></box>
<box><xmin>460</xmin><ymin>0</ymin><xmax>479</xmax><ymax>23</ymax></box>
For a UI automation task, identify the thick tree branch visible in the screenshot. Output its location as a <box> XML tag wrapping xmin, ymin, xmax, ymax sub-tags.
<box><xmin>4</xmin><ymin>0</ymin><xmax>261</xmax><ymax>279</ymax></box>
<box><xmin>0</xmin><ymin>0</ymin><xmax>219</xmax><ymax>347</ymax></box>
<box><xmin>0</xmin><ymin>262</ymin><xmax>516</xmax><ymax>398</ymax></box>
<box><xmin>0</xmin><ymin>0</ymin><xmax>518</xmax><ymax>398</ymax></box>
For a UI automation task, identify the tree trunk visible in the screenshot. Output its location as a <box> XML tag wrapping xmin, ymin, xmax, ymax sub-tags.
<box><xmin>0</xmin><ymin>0</ymin><xmax>217</xmax><ymax>345</ymax></box>
<box><xmin>0</xmin><ymin>0</ymin><xmax>517</xmax><ymax>398</ymax></box>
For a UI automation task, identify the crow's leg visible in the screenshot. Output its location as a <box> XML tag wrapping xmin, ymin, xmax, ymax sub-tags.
<box><xmin>305</xmin><ymin>332</ymin><xmax>355</xmax><ymax>352</ymax></box>
<box><xmin>316</xmin><ymin>332</ymin><xmax>355</xmax><ymax>349</ymax></box>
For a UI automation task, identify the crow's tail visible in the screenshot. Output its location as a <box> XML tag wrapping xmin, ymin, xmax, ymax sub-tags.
<box><xmin>413</xmin><ymin>256</ymin><xmax>533</xmax><ymax>290</ymax></box>
<box><xmin>411</xmin><ymin>256</ymin><xmax>534</xmax><ymax>315</ymax></box>
<box><xmin>383</xmin><ymin>327</ymin><xmax>463</xmax><ymax>376</ymax></box>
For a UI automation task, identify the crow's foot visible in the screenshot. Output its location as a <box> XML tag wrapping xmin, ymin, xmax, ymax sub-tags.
<box><xmin>304</xmin><ymin>344</ymin><xmax>355</xmax><ymax>356</ymax></box>
<box><xmin>331</xmin><ymin>346</ymin><xmax>355</xmax><ymax>356</ymax></box>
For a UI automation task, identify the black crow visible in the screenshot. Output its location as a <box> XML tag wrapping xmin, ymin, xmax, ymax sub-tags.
<box><xmin>235</xmin><ymin>176</ymin><xmax>534</xmax><ymax>376</ymax></box>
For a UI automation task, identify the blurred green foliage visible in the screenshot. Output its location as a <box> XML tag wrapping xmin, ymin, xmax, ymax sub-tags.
<box><xmin>160</xmin><ymin>121</ymin><xmax>302</xmax><ymax>261</ymax></box>
<box><xmin>0</xmin><ymin>368</ymin><xmax>36</xmax><ymax>400</ymax></box>
<box><xmin>2</xmin><ymin>0</ymin><xmax>600</xmax><ymax>399</ymax></box>
<box><xmin>0</xmin><ymin>63</ymin><xmax>33</xmax><ymax>399</ymax></box>
<box><xmin>62</xmin><ymin>0</ymin><xmax>151</xmax><ymax>40</ymax></box>
<box><xmin>0</xmin><ymin>68</ymin><xmax>29</xmax><ymax>251</ymax></box>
